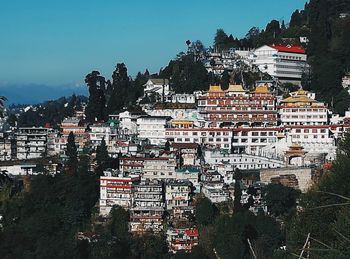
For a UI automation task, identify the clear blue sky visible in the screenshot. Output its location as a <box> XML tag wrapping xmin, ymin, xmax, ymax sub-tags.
<box><xmin>0</xmin><ymin>0</ymin><xmax>307</xmax><ymax>87</ymax></box>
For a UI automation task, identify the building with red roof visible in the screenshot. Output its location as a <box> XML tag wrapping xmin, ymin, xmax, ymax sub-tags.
<box><xmin>250</xmin><ymin>44</ymin><xmax>308</xmax><ymax>85</ymax></box>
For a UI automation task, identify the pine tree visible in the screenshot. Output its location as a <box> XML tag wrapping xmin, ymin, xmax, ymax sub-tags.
<box><xmin>66</xmin><ymin>131</ymin><xmax>78</xmax><ymax>174</ymax></box>
<box><xmin>0</xmin><ymin>96</ymin><xmax>7</xmax><ymax>117</ymax></box>
<box><xmin>233</xmin><ymin>168</ymin><xmax>242</xmax><ymax>212</ymax></box>
<box><xmin>96</xmin><ymin>138</ymin><xmax>109</xmax><ymax>167</ymax></box>
<box><xmin>85</xmin><ymin>71</ymin><xmax>106</xmax><ymax>122</ymax></box>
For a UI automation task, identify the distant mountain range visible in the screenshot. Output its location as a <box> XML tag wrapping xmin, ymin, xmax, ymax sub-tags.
<box><xmin>0</xmin><ymin>84</ymin><xmax>88</xmax><ymax>105</ymax></box>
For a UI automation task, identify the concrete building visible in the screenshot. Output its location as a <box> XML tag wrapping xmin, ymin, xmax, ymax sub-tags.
<box><xmin>203</xmin><ymin>150</ymin><xmax>284</xmax><ymax>170</ymax></box>
<box><xmin>250</xmin><ymin>44</ymin><xmax>308</xmax><ymax>84</ymax></box>
<box><xmin>197</xmin><ymin>84</ymin><xmax>277</xmax><ymax>128</ymax></box>
<box><xmin>165</xmin><ymin>180</ymin><xmax>192</xmax><ymax>210</ymax></box>
<box><xmin>137</xmin><ymin>116</ymin><xmax>171</xmax><ymax>145</ymax></box>
<box><xmin>143</xmin><ymin>78</ymin><xmax>170</xmax><ymax>102</ymax></box>
<box><xmin>142</xmin><ymin>157</ymin><xmax>177</xmax><ymax>180</ymax></box>
<box><xmin>16</xmin><ymin>127</ymin><xmax>50</xmax><ymax>160</ymax></box>
<box><xmin>170</xmin><ymin>94</ymin><xmax>196</xmax><ymax>104</ymax></box>
<box><xmin>167</xmin><ymin>228</ymin><xmax>199</xmax><ymax>254</ymax></box>
<box><xmin>99</xmin><ymin>170</ymin><xmax>140</xmax><ymax>216</ymax></box>
<box><xmin>279</xmin><ymin>90</ymin><xmax>329</xmax><ymax>126</ymax></box>
<box><xmin>0</xmin><ymin>136</ymin><xmax>13</xmax><ymax>161</ymax></box>
<box><xmin>129</xmin><ymin>180</ymin><xmax>165</xmax><ymax>234</ymax></box>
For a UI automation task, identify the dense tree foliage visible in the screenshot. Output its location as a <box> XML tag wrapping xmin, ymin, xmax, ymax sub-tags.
<box><xmin>195</xmin><ymin>196</ymin><xmax>216</xmax><ymax>226</ymax></box>
<box><xmin>85</xmin><ymin>71</ymin><xmax>107</xmax><ymax>122</ymax></box>
<box><xmin>0</xmin><ymin>157</ymin><xmax>99</xmax><ymax>259</ymax></box>
<box><xmin>264</xmin><ymin>184</ymin><xmax>300</xmax><ymax>217</ymax></box>
<box><xmin>286</xmin><ymin>131</ymin><xmax>350</xmax><ymax>258</ymax></box>
<box><xmin>66</xmin><ymin>132</ymin><xmax>78</xmax><ymax>175</ymax></box>
<box><xmin>159</xmin><ymin>54</ymin><xmax>211</xmax><ymax>93</ymax></box>
<box><xmin>11</xmin><ymin>95</ymin><xmax>87</xmax><ymax>128</ymax></box>
<box><xmin>95</xmin><ymin>138</ymin><xmax>109</xmax><ymax>167</ymax></box>
<box><xmin>0</xmin><ymin>96</ymin><xmax>7</xmax><ymax>117</ymax></box>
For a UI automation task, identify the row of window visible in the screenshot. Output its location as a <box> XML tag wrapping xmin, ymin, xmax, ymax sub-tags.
<box><xmin>282</xmin><ymin>115</ymin><xmax>326</xmax><ymax>119</ymax></box>
<box><xmin>281</xmin><ymin>108</ymin><xmax>326</xmax><ymax>112</ymax></box>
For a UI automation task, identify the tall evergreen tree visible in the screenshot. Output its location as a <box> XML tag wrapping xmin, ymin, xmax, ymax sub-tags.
<box><xmin>107</xmin><ymin>63</ymin><xmax>133</xmax><ymax>114</ymax></box>
<box><xmin>0</xmin><ymin>96</ymin><xmax>7</xmax><ymax>117</ymax></box>
<box><xmin>96</xmin><ymin>138</ymin><xmax>109</xmax><ymax>167</ymax></box>
<box><xmin>66</xmin><ymin>131</ymin><xmax>78</xmax><ymax>175</ymax></box>
<box><xmin>234</xmin><ymin>168</ymin><xmax>242</xmax><ymax>212</ymax></box>
<box><xmin>85</xmin><ymin>71</ymin><xmax>106</xmax><ymax>122</ymax></box>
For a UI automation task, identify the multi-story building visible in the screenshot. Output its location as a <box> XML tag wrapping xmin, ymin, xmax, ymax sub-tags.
<box><xmin>143</xmin><ymin>78</ymin><xmax>170</xmax><ymax>98</ymax></box>
<box><xmin>137</xmin><ymin>116</ymin><xmax>171</xmax><ymax>145</ymax></box>
<box><xmin>197</xmin><ymin>84</ymin><xmax>277</xmax><ymax>128</ymax></box>
<box><xmin>120</xmin><ymin>157</ymin><xmax>146</xmax><ymax>175</ymax></box>
<box><xmin>142</xmin><ymin>157</ymin><xmax>177</xmax><ymax>180</ymax></box>
<box><xmin>167</xmin><ymin>228</ymin><xmax>199</xmax><ymax>253</ymax></box>
<box><xmin>170</xmin><ymin>143</ymin><xmax>200</xmax><ymax>166</ymax></box>
<box><xmin>0</xmin><ymin>135</ymin><xmax>13</xmax><ymax>161</ymax></box>
<box><xmin>55</xmin><ymin>117</ymin><xmax>89</xmax><ymax>155</ymax></box>
<box><xmin>342</xmin><ymin>72</ymin><xmax>350</xmax><ymax>94</ymax></box>
<box><xmin>99</xmin><ymin>169</ymin><xmax>140</xmax><ymax>216</ymax></box>
<box><xmin>166</xmin><ymin>127</ymin><xmax>280</xmax><ymax>156</ymax></box>
<box><xmin>175</xmin><ymin>167</ymin><xmax>200</xmax><ymax>192</ymax></box>
<box><xmin>201</xmin><ymin>170</ymin><xmax>230</xmax><ymax>203</ymax></box>
<box><xmin>166</xmin><ymin>128</ymin><xmax>233</xmax><ymax>151</ymax></box>
<box><xmin>165</xmin><ymin>180</ymin><xmax>192</xmax><ymax>210</ymax></box>
<box><xmin>250</xmin><ymin>44</ymin><xmax>308</xmax><ymax>84</ymax></box>
<box><xmin>16</xmin><ymin>127</ymin><xmax>50</xmax><ymax>160</ymax></box>
<box><xmin>279</xmin><ymin>90</ymin><xmax>329</xmax><ymax>126</ymax></box>
<box><xmin>129</xmin><ymin>180</ymin><xmax>165</xmax><ymax>234</ymax></box>
<box><xmin>203</xmin><ymin>150</ymin><xmax>284</xmax><ymax>171</ymax></box>
<box><xmin>170</xmin><ymin>94</ymin><xmax>196</xmax><ymax>104</ymax></box>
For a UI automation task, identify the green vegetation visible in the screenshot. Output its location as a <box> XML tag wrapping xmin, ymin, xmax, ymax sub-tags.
<box><xmin>0</xmin><ymin>96</ymin><xmax>7</xmax><ymax>117</ymax></box>
<box><xmin>159</xmin><ymin>54</ymin><xmax>211</xmax><ymax>94</ymax></box>
<box><xmin>9</xmin><ymin>94</ymin><xmax>87</xmax><ymax>128</ymax></box>
<box><xmin>84</xmin><ymin>64</ymin><xmax>148</xmax><ymax>120</ymax></box>
<box><xmin>286</xmin><ymin>131</ymin><xmax>350</xmax><ymax>258</ymax></box>
<box><xmin>0</xmin><ymin>157</ymin><xmax>99</xmax><ymax>259</ymax></box>
<box><xmin>264</xmin><ymin>184</ymin><xmax>300</xmax><ymax>218</ymax></box>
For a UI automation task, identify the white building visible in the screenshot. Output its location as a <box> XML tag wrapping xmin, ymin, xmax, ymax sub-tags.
<box><xmin>16</xmin><ymin>127</ymin><xmax>50</xmax><ymax>160</ymax></box>
<box><xmin>278</xmin><ymin>90</ymin><xmax>329</xmax><ymax>126</ymax></box>
<box><xmin>201</xmin><ymin>182</ymin><xmax>230</xmax><ymax>203</ymax></box>
<box><xmin>250</xmin><ymin>44</ymin><xmax>308</xmax><ymax>84</ymax></box>
<box><xmin>129</xmin><ymin>180</ymin><xmax>165</xmax><ymax>234</ymax></box>
<box><xmin>342</xmin><ymin>73</ymin><xmax>350</xmax><ymax>94</ymax></box>
<box><xmin>203</xmin><ymin>150</ymin><xmax>285</xmax><ymax>171</ymax></box>
<box><xmin>143</xmin><ymin>78</ymin><xmax>170</xmax><ymax>101</ymax></box>
<box><xmin>165</xmin><ymin>180</ymin><xmax>192</xmax><ymax>210</ymax></box>
<box><xmin>137</xmin><ymin>116</ymin><xmax>171</xmax><ymax>145</ymax></box>
<box><xmin>142</xmin><ymin>157</ymin><xmax>177</xmax><ymax>180</ymax></box>
<box><xmin>99</xmin><ymin>170</ymin><xmax>140</xmax><ymax>216</ymax></box>
<box><xmin>171</xmin><ymin>94</ymin><xmax>195</xmax><ymax>104</ymax></box>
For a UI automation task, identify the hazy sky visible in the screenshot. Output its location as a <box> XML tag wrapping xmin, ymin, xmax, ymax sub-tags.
<box><xmin>0</xmin><ymin>0</ymin><xmax>307</xmax><ymax>87</ymax></box>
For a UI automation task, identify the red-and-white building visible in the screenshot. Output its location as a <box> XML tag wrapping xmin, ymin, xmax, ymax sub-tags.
<box><xmin>167</xmin><ymin>228</ymin><xmax>199</xmax><ymax>253</ymax></box>
<box><xmin>250</xmin><ymin>44</ymin><xmax>308</xmax><ymax>85</ymax></box>
<box><xmin>99</xmin><ymin>170</ymin><xmax>140</xmax><ymax>216</ymax></box>
<box><xmin>197</xmin><ymin>84</ymin><xmax>277</xmax><ymax>128</ymax></box>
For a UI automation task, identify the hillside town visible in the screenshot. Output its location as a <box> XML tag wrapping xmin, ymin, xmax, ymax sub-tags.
<box><xmin>1</xmin><ymin>41</ymin><xmax>350</xmax><ymax>254</ymax></box>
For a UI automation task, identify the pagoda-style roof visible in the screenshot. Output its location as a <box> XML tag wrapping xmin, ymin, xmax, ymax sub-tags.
<box><xmin>226</xmin><ymin>84</ymin><xmax>245</xmax><ymax>92</ymax></box>
<box><xmin>208</xmin><ymin>85</ymin><xmax>224</xmax><ymax>92</ymax></box>
<box><xmin>281</xmin><ymin>95</ymin><xmax>316</xmax><ymax>104</ymax></box>
<box><xmin>285</xmin><ymin>143</ymin><xmax>306</xmax><ymax>155</ymax></box>
<box><xmin>254</xmin><ymin>84</ymin><xmax>270</xmax><ymax>94</ymax></box>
